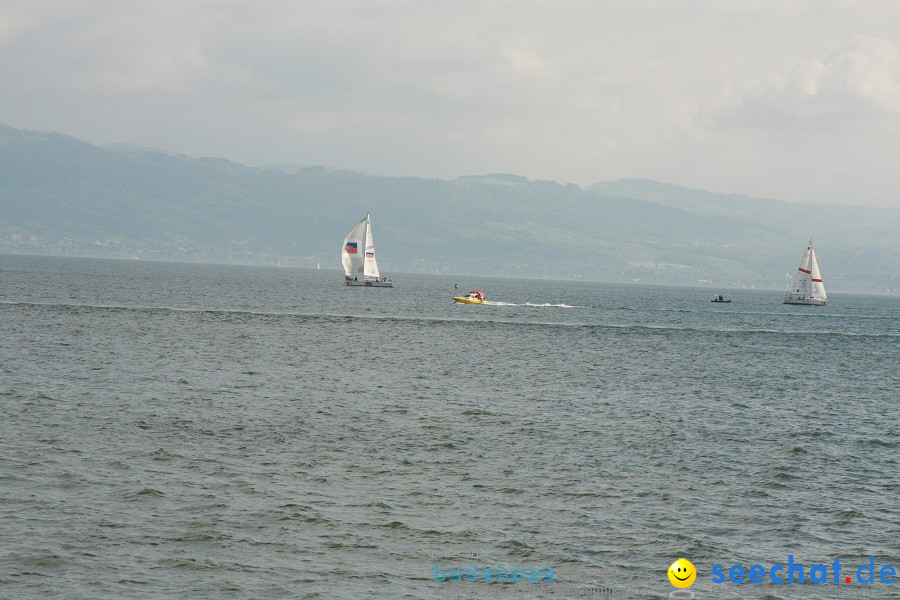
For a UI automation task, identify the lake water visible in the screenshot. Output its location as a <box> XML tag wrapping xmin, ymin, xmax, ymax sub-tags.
<box><xmin>2</xmin><ymin>254</ymin><xmax>899</xmax><ymax>599</ymax></box>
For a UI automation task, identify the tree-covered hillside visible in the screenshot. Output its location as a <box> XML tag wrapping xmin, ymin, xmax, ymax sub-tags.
<box><xmin>2</xmin><ymin>124</ymin><xmax>899</xmax><ymax>292</ymax></box>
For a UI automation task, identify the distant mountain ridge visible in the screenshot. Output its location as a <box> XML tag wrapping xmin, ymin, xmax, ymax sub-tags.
<box><xmin>1</xmin><ymin>124</ymin><xmax>898</xmax><ymax>293</ymax></box>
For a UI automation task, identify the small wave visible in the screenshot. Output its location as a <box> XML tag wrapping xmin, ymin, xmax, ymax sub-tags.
<box><xmin>861</xmin><ymin>438</ymin><xmax>898</xmax><ymax>448</ymax></box>
<box><xmin>125</xmin><ymin>487</ymin><xmax>166</xmax><ymax>499</ymax></box>
<box><xmin>742</xmin><ymin>309</ymin><xmax>898</xmax><ymax>320</ymax></box>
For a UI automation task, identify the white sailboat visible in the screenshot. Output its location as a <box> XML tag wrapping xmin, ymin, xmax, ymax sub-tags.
<box><xmin>341</xmin><ymin>213</ymin><xmax>393</xmax><ymax>287</ymax></box>
<box><xmin>784</xmin><ymin>239</ymin><xmax>827</xmax><ymax>306</ymax></box>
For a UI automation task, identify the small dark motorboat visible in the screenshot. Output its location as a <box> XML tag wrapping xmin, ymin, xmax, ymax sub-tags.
<box><xmin>710</xmin><ymin>294</ymin><xmax>731</xmax><ymax>303</ymax></box>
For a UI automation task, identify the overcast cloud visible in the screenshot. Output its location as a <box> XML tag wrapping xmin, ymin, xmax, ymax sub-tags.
<box><xmin>2</xmin><ymin>0</ymin><xmax>900</xmax><ymax>206</ymax></box>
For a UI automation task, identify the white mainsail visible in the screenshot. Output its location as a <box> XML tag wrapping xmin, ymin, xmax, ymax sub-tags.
<box><xmin>784</xmin><ymin>240</ymin><xmax>827</xmax><ymax>305</ymax></box>
<box><xmin>342</xmin><ymin>217</ymin><xmax>367</xmax><ymax>279</ymax></box>
<box><xmin>789</xmin><ymin>244</ymin><xmax>813</xmax><ymax>297</ymax></box>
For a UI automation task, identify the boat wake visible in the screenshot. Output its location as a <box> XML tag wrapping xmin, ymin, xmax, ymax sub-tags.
<box><xmin>484</xmin><ymin>301</ymin><xmax>580</xmax><ymax>308</ymax></box>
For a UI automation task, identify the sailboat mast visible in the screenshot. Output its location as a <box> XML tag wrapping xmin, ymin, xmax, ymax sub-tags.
<box><xmin>362</xmin><ymin>213</ymin><xmax>370</xmax><ymax>278</ymax></box>
<box><xmin>806</xmin><ymin>240</ymin><xmax>814</xmax><ymax>299</ymax></box>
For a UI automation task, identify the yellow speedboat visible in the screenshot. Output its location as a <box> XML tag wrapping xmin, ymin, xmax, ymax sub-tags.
<box><xmin>453</xmin><ymin>290</ymin><xmax>486</xmax><ymax>304</ymax></box>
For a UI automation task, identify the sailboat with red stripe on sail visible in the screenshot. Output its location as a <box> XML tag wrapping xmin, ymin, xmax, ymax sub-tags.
<box><xmin>784</xmin><ymin>240</ymin><xmax>827</xmax><ymax>306</ymax></box>
<box><xmin>342</xmin><ymin>213</ymin><xmax>393</xmax><ymax>287</ymax></box>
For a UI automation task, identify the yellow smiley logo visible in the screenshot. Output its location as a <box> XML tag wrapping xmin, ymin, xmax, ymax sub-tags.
<box><xmin>668</xmin><ymin>558</ymin><xmax>697</xmax><ymax>588</ymax></box>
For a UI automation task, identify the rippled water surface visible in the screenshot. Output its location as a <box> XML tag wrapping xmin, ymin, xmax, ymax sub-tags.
<box><xmin>2</xmin><ymin>255</ymin><xmax>899</xmax><ymax>599</ymax></box>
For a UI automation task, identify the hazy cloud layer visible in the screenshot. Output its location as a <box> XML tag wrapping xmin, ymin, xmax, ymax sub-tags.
<box><xmin>2</xmin><ymin>1</ymin><xmax>900</xmax><ymax>205</ymax></box>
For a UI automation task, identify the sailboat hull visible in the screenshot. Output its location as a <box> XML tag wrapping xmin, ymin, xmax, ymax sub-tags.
<box><xmin>346</xmin><ymin>279</ymin><xmax>393</xmax><ymax>287</ymax></box>
<box><xmin>784</xmin><ymin>297</ymin><xmax>826</xmax><ymax>306</ymax></box>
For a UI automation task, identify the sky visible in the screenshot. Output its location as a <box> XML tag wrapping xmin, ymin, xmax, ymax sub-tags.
<box><xmin>2</xmin><ymin>0</ymin><xmax>900</xmax><ymax>206</ymax></box>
